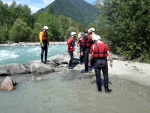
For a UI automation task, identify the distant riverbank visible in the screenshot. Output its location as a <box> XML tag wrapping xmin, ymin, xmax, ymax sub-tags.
<box><xmin>0</xmin><ymin>42</ymin><xmax>67</xmax><ymax>47</ymax></box>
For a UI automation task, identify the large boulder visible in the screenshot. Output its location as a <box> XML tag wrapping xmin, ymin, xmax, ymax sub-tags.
<box><xmin>0</xmin><ymin>61</ymin><xmax>56</xmax><ymax>75</ymax></box>
<box><xmin>30</xmin><ymin>62</ymin><xmax>55</xmax><ymax>75</ymax></box>
<box><xmin>49</xmin><ymin>54</ymin><xmax>69</xmax><ymax>65</ymax></box>
<box><xmin>0</xmin><ymin>76</ymin><xmax>17</xmax><ymax>91</ymax></box>
<box><xmin>0</xmin><ymin>63</ymin><xmax>29</xmax><ymax>75</ymax></box>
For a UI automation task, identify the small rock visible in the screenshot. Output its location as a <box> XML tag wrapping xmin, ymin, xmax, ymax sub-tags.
<box><xmin>0</xmin><ymin>76</ymin><xmax>17</xmax><ymax>91</ymax></box>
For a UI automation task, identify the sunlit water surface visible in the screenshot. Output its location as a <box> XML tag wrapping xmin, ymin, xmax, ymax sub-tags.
<box><xmin>0</xmin><ymin>72</ymin><xmax>150</xmax><ymax>113</ymax></box>
<box><xmin>0</xmin><ymin>45</ymin><xmax>150</xmax><ymax>113</ymax></box>
<box><xmin>0</xmin><ymin>45</ymin><xmax>67</xmax><ymax>65</ymax></box>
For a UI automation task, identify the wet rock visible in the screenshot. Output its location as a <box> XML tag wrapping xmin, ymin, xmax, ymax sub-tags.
<box><xmin>0</xmin><ymin>76</ymin><xmax>17</xmax><ymax>91</ymax></box>
<box><xmin>49</xmin><ymin>54</ymin><xmax>69</xmax><ymax>65</ymax></box>
<box><xmin>63</xmin><ymin>70</ymin><xmax>95</xmax><ymax>80</ymax></box>
<box><xmin>55</xmin><ymin>64</ymin><xmax>68</xmax><ymax>72</ymax></box>
<box><xmin>0</xmin><ymin>63</ymin><xmax>29</xmax><ymax>75</ymax></box>
<box><xmin>30</xmin><ymin>62</ymin><xmax>55</xmax><ymax>75</ymax></box>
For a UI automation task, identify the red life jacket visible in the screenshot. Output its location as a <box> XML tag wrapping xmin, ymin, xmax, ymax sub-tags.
<box><xmin>78</xmin><ymin>37</ymin><xmax>84</xmax><ymax>46</ymax></box>
<box><xmin>86</xmin><ymin>35</ymin><xmax>93</xmax><ymax>47</ymax></box>
<box><xmin>42</xmin><ymin>31</ymin><xmax>48</xmax><ymax>41</ymax></box>
<box><xmin>92</xmin><ymin>43</ymin><xmax>108</xmax><ymax>58</ymax></box>
<box><xmin>67</xmin><ymin>37</ymin><xmax>75</xmax><ymax>52</ymax></box>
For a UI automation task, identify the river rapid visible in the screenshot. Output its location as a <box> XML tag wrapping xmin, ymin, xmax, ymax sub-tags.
<box><xmin>0</xmin><ymin>45</ymin><xmax>68</xmax><ymax>65</ymax></box>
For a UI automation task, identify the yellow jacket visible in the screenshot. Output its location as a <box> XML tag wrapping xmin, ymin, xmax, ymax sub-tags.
<box><xmin>39</xmin><ymin>31</ymin><xmax>49</xmax><ymax>45</ymax></box>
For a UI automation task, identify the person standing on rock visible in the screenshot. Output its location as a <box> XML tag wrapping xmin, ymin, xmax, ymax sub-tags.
<box><xmin>78</xmin><ymin>31</ymin><xmax>84</xmax><ymax>64</ymax></box>
<box><xmin>67</xmin><ymin>32</ymin><xmax>76</xmax><ymax>69</ymax></box>
<box><xmin>39</xmin><ymin>26</ymin><xmax>49</xmax><ymax>64</ymax></box>
<box><xmin>81</xmin><ymin>30</ymin><xmax>93</xmax><ymax>73</ymax></box>
<box><xmin>88</xmin><ymin>35</ymin><xmax>113</xmax><ymax>93</ymax></box>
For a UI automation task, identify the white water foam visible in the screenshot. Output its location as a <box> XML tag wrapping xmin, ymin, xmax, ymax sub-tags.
<box><xmin>26</xmin><ymin>47</ymin><xmax>40</xmax><ymax>53</ymax></box>
<box><xmin>0</xmin><ymin>50</ymin><xmax>19</xmax><ymax>61</ymax></box>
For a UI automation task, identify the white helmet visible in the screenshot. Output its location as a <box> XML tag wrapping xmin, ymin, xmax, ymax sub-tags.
<box><xmin>93</xmin><ymin>35</ymin><xmax>101</xmax><ymax>40</ymax></box>
<box><xmin>88</xmin><ymin>29</ymin><xmax>92</xmax><ymax>33</ymax></box>
<box><xmin>90</xmin><ymin>28</ymin><xmax>95</xmax><ymax>32</ymax></box>
<box><xmin>43</xmin><ymin>26</ymin><xmax>48</xmax><ymax>30</ymax></box>
<box><xmin>71</xmin><ymin>32</ymin><xmax>76</xmax><ymax>36</ymax></box>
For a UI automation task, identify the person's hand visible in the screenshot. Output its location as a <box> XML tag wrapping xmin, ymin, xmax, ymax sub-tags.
<box><xmin>42</xmin><ymin>44</ymin><xmax>44</xmax><ymax>47</ymax></box>
<box><xmin>88</xmin><ymin>62</ymin><xmax>91</xmax><ymax>66</ymax></box>
<box><xmin>70</xmin><ymin>46</ymin><xmax>73</xmax><ymax>48</ymax></box>
<box><xmin>81</xmin><ymin>52</ymin><xmax>83</xmax><ymax>56</ymax></box>
<box><xmin>110</xmin><ymin>62</ymin><xmax>113</xmax><ymax>67</ymax></box>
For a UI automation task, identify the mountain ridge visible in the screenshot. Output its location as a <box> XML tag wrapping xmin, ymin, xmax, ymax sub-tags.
<box><xmin>37</xmin><ymin>0</ymin><xmax>99</xmax><ymax>27</ymax></box>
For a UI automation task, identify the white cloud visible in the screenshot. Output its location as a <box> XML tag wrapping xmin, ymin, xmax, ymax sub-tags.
<box><xmin>43</xmin><ymin>0</ymin><xmax>55</xmax><ymax>5</ymax></box>
<box><xmin>2</xmin><ymin>0</ymin><xmax>55</xmax><ymax>13</ymax></box>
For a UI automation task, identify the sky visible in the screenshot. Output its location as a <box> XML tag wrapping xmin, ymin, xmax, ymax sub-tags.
<box><xmin>2</xmin><ymin>0</ymin><xmax>96</xmax><ymax>13</ymax></box>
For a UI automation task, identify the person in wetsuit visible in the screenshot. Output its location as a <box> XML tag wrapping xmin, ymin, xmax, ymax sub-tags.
<box><xmin>81</xmin><ymin>30</ymin><xmax>93</xmax><ymax>73</ymax></box>
<box><xmin>88</xmin><ymin>35</ymin><xmax>113</xmax><ymax>93</ymax></box>
<box><xmin>67</xmin><ymin>32</ymin><xmax>76</xmax><ymax>69</ymax></box>
<box><xmin>39</xmin><ymin>26</ymin><xmax>49</xmax><ymax>64</ymax></box>
<box><xmin>77</xmin><ymin>32</ymin><xmax>84</xmax><ymax>64</ymax></box>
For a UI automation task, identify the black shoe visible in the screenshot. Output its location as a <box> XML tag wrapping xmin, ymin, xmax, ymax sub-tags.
<box><xmin>41</xmin><ymin>61</ymin><xmax>46</xmax><ymax>64</ymax></box>
<box><xmin>105</xmin><ymin>88</ymin><xmax>112</xmax><ymax>93</ymax></box>
<box><xmin>81</xmin><ymin>70</ymin><xmax>88</xmax><ymax>73</ymax></box>
<box><xmin>85</xmin><ymin>70</ymin><xmax>88</xmax><ymax>73</ymax></box>
<box><xmin>80</xmin><ymin>62</ymin><xmax>83</xmax><ymax>65</ymax></box>
<box><xmin>98</xmin><ymin>89</ymin><xmax>102</xmax><ymax>92</ymax></box>
<box><xmin>45</xmin><ymin>60</ymin><xmax>50</xmax><ymax>62</ymax></box>
<box><xmin>69</xmin><ymin>66</ymin><xmax>73</xmax><ymax>69</ymax></box>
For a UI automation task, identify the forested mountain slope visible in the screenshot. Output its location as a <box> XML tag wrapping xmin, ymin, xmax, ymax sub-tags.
<box><xmin>37</xmin><ymin>0</ymin><xmax>99</xmax><ymax>27</ymax></box>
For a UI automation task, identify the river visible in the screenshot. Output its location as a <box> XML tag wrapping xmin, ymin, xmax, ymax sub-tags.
<box><xmin>0</xmin><ymin>45</ymin><xmax>150</xmax><ymax>113</ymax></box>
<box><xmin>0</xmin><ymin>45</ymin><xmax>68</xmax><ymax>65</ymax></box>
<box><xmin>0</xmin><ymin>72</ymin><xmax>150</xmax><ymax>113</ymax></box>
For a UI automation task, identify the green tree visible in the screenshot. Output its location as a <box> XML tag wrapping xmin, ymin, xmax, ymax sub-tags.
<box><xmin>34</xmin><ymin>10</ymin><xmax>60</xmax><ymax>41</ymax></box>
<box><xmin>9</xmin><ymin>18</ymin><xmax>31</xmax><ymax>42</ymax></box>
<box><xmin>96</xmin><ymin>0</ymin><xmax>150</xmax><ymax>62</ymax></box>
<box><xmin>49</xmin><ymin>5</ymin><xmax>54</xmax><ymax>15</ymax></box>
<box><xmin>0</xmin><ymin>25</ymin><xmax>7</xmax><ymax>43</ymax></box>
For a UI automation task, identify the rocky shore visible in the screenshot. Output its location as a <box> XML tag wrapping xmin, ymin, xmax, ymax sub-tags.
<box><xmin>0</xmin><ymin>50</ymin><xmax>149</xmax><ymax>85</ymax></box>
<box><xmin>0</xmin><ymin>44</ymin><xmax>150</xmax><ymax>90</ymax></box>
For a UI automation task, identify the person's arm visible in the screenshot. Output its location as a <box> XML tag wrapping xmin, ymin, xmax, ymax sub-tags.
<box><xmin>39</xmin><ymin>32</ymin><xmax>44</xmax><ymax>47</ymax></box>
<box><xmin>109</xmin><ymin>52</ymin><xmax>113</xmax><ymax>67</ymax></box>
<box><xmin>88</xmin><ymin>54</ymin><xmax>92</xmax><ymax>66</ymax></box>
<box><xmin>88</xmin><ymin>45</ymin><xmax>93</xmax><ymax>66</ymax></box>
<box><xmin>47</xmin><ymin>36</ymin><xmax>49</xmax><ymax>46</ymax></box>
<box><xmin>107</xmin><ymin>45</ymin><xmax>113</xmax><ymax>67</ymax></box>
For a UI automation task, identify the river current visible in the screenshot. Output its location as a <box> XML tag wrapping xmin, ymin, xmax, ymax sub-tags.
<box><xmin>0</xmin><ymin>45</ymin><xmax>68</xmax><ymax>65</ymax></box>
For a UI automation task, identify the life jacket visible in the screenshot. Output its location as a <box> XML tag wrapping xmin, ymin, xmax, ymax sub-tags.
<box><xmin>39</xmin><ymin>31</ymin><xmax>48</xmax><ymax>45</ymax></box>
<box><xmin>78</xmin><ymin>37</ymin><xmax>84</xmax><ymax>46</ymax></box>
<box><xmin>67</xmin><ymin>36</ymin><xmax>75</xmax><ymax>46</ymax></box>
<box><xmin>92</xmin><ymin>42</ymin><xmax>108</xmax><ymax>58</ymax></box>
<box><xmin>42</xmin><ymin>31</ymin><xmax>48</xmax><ymax>41</ymax></box>
<box><xmin>86</xmin><ymin>35</ymin><xmax>93</xmax><ymax>47</ymax></box>
<box><xmin>67</xmin><ymin>36</ymin><xmax>75</xmax><ymax>52</ymax></box>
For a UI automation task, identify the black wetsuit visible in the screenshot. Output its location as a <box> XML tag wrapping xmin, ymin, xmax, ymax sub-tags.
<box><xmin>82</xmin><ymin>34</ymin><xmax>90</xmax><ymax>72</ymax></box>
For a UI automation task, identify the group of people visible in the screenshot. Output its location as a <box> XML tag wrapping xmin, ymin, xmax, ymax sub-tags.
<box><xmin>39</xmin><ymin>26</ymin><xmax>113</xmax><ymax>93</ymax></box>
<box><xmin>67</xmin><ymin>28</ymin><xmax>113</xmax><ymax>93</ymax></box>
